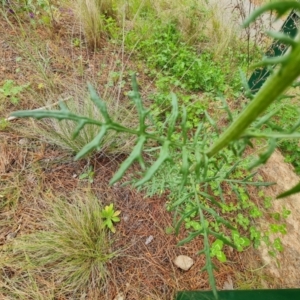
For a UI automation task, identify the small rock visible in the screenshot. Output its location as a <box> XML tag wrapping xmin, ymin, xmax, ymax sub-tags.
<box><xmin>19</xmin><ymin>138</ymin><xmax>29</xmax><ymax>145</ymax></box>
<box><xmin>145</xmin><ymin>235</ymin><xmax>154</xmax><ymax>245</ymax></box>
<box><xmin>114</xmin><ymin>293</ymin><xmax>125</xmax><ymax>300</ymax></box>
<box><xmin>123</xmin><ymin>214</ymin><xmax>130</xmax><ymax>222</ymax></box>
<box><xmin>223</xmin><ymin>275</ymin><xmax>234</xmax><ymax>290</ymax></box>
<box><xmin>174</xmin><ymin>255</ymin><xmax>194</xmax><ymax>271</ymax></box>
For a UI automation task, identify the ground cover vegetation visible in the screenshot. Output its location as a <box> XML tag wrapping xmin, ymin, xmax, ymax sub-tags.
<box><xmin>1</xmin><ymin>0</ymin><xmax>300</xmax><ymax>299</ymax></box>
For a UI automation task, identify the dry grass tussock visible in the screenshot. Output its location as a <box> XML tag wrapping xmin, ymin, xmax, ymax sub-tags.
<box><xmin>0</xmin><ymin>191</ymin><xmax>116</xmax><ymax>299</ymax></box>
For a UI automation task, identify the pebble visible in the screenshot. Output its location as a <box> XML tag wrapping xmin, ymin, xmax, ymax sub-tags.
<box><xmin>173</xmin><ymin>255</ymin><xmax>194</xmax><ymax>271</ymax></box>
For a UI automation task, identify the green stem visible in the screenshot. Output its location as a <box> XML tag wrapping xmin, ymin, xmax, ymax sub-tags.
<box><xmin>206</xmin><ymin>36</ymin><xmax>300</xmax><ymax>158</ymax></box>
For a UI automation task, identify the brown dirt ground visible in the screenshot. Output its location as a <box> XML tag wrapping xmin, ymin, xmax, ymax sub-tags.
<box><xmin>0</xmin><ymin>3</ymin><xmax>297</xmax><ymax>300</ymax></box>
<box><xmin>258</xmin><ymin>150</ymin><xmax>300</xmax><ymax>288</ymax></box>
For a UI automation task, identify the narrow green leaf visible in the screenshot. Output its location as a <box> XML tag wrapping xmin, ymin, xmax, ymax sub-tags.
<box><xmin>130</xmin><ymin>74</ymin><xmax>149</xmax><ymax>132</ymax></box>
<box><xmin>251</xmin><ymin>56</ymin><xmax>288</xmax><ymax>68</ymax></box>
<box><xmin>243</xmin><ymin>2</ymin><xmax>300</xmax><ymax>27</ymax></box>
<box><xmin>254</xmin><ymin>108</ymin><xmax>281</xmax><ymax>128</ymax></box>
<box><xmin>167</xmin><ymin>94</ymin><xmax>179</xmax><ymax>139</ymax></box>
<box><xmin>135</xmin><ymin>140</ymin><xmax>171</xmax><ymax>187</ymax></box>
<box><xmin>198</xmin><ymin>192</ymin><xmax>221</xmax><ymax>208</ymax></box>
<box><xmin>205</xmin><ymin>111</ymin><xmax>218</xmax><ymax>133</ymax></box>
<box><xmin>277</xmin><ymin>182</ymin><xmax>300</xmax><ymax>199</ymax></box>
<box><xmin>180</xmin><ymin>146</ymin><xmax>190</xmax><ymax>188</ymax></box>
<box><xmin>58</xmin><ymin>101</ymin><xmax>70</xmax><ymax>112</ymax></box>
<box><xmin>181</xmin><ymin>105</ymin><xmax>188</xmax><ymax>142</ymax></box>
<box><xmin>171</xmin><ymin>192</ymin><xmax>193</xmax><ymax>208</ymax></box>
<box><xmin>174</xmin><ymin>207</ymin><xmax>198</xmax><ymax>235</ymax></box>
<box><xmin>87</xmin><ymin>82</ymin><xmax>112</xmax><ymax>123</ymax></box>
<box><xmin>72</xmin><ymin>120</ymin><xmax>87</xmax><ymax>139</ymax></box>
<box><xmin>177</xmin><ymin>230</ymin><xmax>203</xmax><ymax>246</ymax></box>
<box><xmin>243</xmin><ymin>131</ymin><xmax>300</xmax><ymax>139</ymax></box>
<box><xmin>249</xmin><ymin>138</ymin><xmax>276</xmax><ymax>169</ymax></box>
<box><xmin>266</xmin><ymin>31</ymin><xmax>298</xmax><ymax>48</ymax></box>
<box><xmin>110</xmin><ymin>135</ymin><xmax>146</xmax><ymax>185</ymax></box>
<box><xmin>75</xmin><ymin>126</ymin><xmax>107</xmax><ymax>160</ymax></box>
<box><xmin>208</xmin><ymin>230</ymin><xmax>236</xmax><ymax>249</ymax></box>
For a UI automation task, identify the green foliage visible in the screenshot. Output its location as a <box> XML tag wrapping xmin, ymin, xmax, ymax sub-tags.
<box><xmin>0</xmin><ymin>118</ymin><xmax>9</xmax><ymax>130</ymax></box>
<box><xmin>3</xmin><ymin>0</ymin><xmax>58</xmax><ymax>26</ymax></box>
<box><xmin>99</xmin><ymin>203</ymin><xmax>121</xmax><ymax>233</ymax></box>
<box><xmin>9</xmin><ymin>2</ymin><xmax>300</xmax><ymax>299</ymax></box>
<box><xmin>1</xmin><ymin>194</ymin><xmax>116</xmax><ymax>296</ymax></box>
<box><xmin>0</xmin><ymin>80</ymin><xmax>29</xmax><ymax>105</ymax></box>
<box><xmin>232</xmin><ymin>230</ymin><xmax>251</xmax><ymax>252</ymax></box>
<box><xmin>210</xmin><ymin>239</ymin><xmax>226</xmax><ymax>263</ymax></box>
<box><xmin>79</xmin><ymin>166</ymin><xmax>95</xmax><ymax>183</ymax></box>
<box><xmin>135</xmin><ymin>22</ymin><xmax>232</xmax><ymax>93</ymax></box>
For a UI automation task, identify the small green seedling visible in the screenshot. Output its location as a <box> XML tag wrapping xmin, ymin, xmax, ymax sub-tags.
<box><xmin>79</xmin><ymin>166</ymin><xmax>94</xmax><ymax>183</ymax></box>
<box><xmin>210</xmin><ymin>239</ymin><xmax>227</xmax><ymax>263</ymax></box>
<box><xmin>0</xmin><ymin>80</ymin><xmax>29</xmax><ymax>104</ymax></box>
<box><xmin>100</xmin><ymin>203</ymin><xmax>121</xmax><ymax>233</ymax></box>
<box><xmin>232</xmin><ymin>230</ymin><xmax>251</xmax><ymax>252</ymax></box>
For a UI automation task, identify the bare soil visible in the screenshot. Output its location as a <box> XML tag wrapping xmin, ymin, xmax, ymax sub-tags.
<box><xmin>259</xmin><ymin>150</ymin><xmax>300</xmax><ymax>287</ymax></box>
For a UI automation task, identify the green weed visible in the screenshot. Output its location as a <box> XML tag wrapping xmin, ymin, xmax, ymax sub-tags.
<box><xmin>100</xmin><ymin>203</ymin><xmax>121</xmax><ymax>233</ymax></box>
<box><xmin>0</xmin><ymin>80</ymin><xmax>29</xmax><ymax>105</ymax></box>
<box><xmin>1</xmin><ymin>193</ymin><xmax>116</xmax><ymax>297</ymax></box>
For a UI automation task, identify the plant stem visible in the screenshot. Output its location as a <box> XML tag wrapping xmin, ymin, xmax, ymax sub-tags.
<box><xmin>206</xmin><ymin>35</ymin><xmax>300</xmax><ymax>158</ymax></box>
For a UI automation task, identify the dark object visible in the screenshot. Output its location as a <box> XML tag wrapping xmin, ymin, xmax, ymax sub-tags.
<box><xmin>248</xmin><ymin>10</ymin><xmax>299</xmax><ymax>93</ymax></box>
<box><xmin>176</xmin><ymin>289</ymin><xmax>300</xmax><ymax>300</ymax></box>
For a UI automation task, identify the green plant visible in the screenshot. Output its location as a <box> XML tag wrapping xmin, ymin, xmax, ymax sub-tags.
<box><xmin>74</xmin><ymin>0</ymin><xmax>118</xmax><ymax>48</ymax></box>
<box><xmin>10</xmin><ymin>2</ymin><xmax>300</xmax><ymax>298</ymax></box>
<box><xmin>100</xmin><ymin>203</ymin><xmax>121</xmax><ymax>233</ymax></box>
<box><xmin>0</xmin><ymin>80</ymin><xmax>29</xmax><ymax>104</ymax></box>
<box><xmin>136</xmin><ymin>22</ymin><xmax>227</xmax><ymax>93</ymax></box>
<box><xmin>1</xmin><ymin>194</ymin><xmax>116</xmax><ymax>297</ymax></box>
<box><xmin>210</xmin><ymin>239</ymin><xmax>227</xmax><ymax>263</ymax></box>
<box><xmin>4</xmin><ymin>0</ymin><xmax>58</xmax><ymax>27</ymax></box>
<box><xmin>79</xmin><ymin>165</ymin><xmax>95</xmax><ymax>183</ymax></box>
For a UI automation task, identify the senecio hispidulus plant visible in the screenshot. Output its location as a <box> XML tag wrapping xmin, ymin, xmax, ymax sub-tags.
<box><xmin>10</xmin><ymin>1</ymin><xmax>300</xmax><ymax>299</ymax></box>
